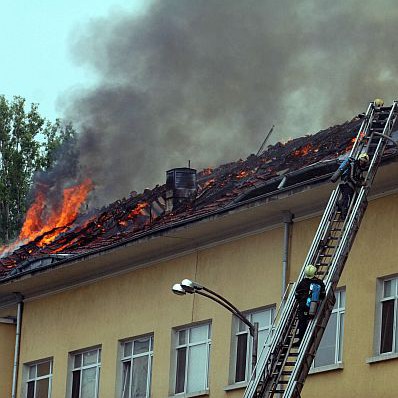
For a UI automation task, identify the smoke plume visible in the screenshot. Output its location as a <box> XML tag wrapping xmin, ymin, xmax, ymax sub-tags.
<box><xmin>61</xmin><ymin>0</ymin><xmax>398</xmax><ymax>204</ymax></box>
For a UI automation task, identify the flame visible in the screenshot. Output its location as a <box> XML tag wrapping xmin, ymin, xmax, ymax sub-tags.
<box><xmin>202</xmin><ymin>167</ymin><xmax>213</xmax><ymax>176</ymax></box>
<box><xmin>345</xmin><ymin>131</ymin><xmax>366</xmax><ymax>152</ymax></box>
<box><xmin>236</xmin><ymin>170</ymin><xmax>250</xmax><ymax>179</ymax></box>
<box><xmin>19</xmin><ymin>178</ymin><xmax>93</xmax><ymax>246</ymax></box>
<box><xmin>127</xmin><ymin>202</ymin><xmax>149</xmax><ymax>219</ymax></box>
<box><xmin>292</xmin><ymin>143</ymin><xmax>313</xmax><ymax>157</ymax></box>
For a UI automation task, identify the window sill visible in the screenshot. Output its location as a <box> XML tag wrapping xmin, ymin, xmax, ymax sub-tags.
<box><xmin>224</xmin><ymin>381</ymin><xmax>248</xmax><ymax>391</ymax></box>
<box><xmin>170</xmin><ymin>390</ymin><xmax>209</xmax><ymax>398</ymax></box>
<box><xmin>367</xmin><ymin>352</ymin><xmax>398</xmax><ymax>364</ymax></box>
<box><xmin>308</xmin><ymin>362</ymin><xmax>344</xmax><ymax>374</ymax></box>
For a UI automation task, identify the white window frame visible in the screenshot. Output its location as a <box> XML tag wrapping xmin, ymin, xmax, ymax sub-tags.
<box><xmin>231</xmin><ymin>306</ymin><xmax>275</xmax><ymax>384</ymax></box>
<box><xmin>120</xmin><ymin>335</ymin><xmax>153</xmax><ymax>398</ymax></box>
<box><xmin>70</xmin><ymin>347</ymin><xmax>101</xmax><ymax>398</ymax></box>
<box><xmin>378</xmin><ymin>277</ymin><xmax>398</xmax><ymax>355</ymax></box>
<box><xmin>25</xmin><ymin>359</ymin><xmax>53</xmax><ymax>398</ymax></box>
<box><xmin>173</xmin><ymin>322</ymin><xmax>211</xmax><ymax>395</ymax></box>
<box><xmin>313</xmin><ymin>288</ymin><xmax>345</xmax><ymax>368</ymax></box>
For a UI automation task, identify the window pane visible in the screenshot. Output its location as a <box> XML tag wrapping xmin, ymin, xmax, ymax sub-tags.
<box><xmin>187</xmin><ymin>344</ymin><xmax>208</xmax><ymax>393</ymax></box>
<box><xmin>83</xmin><ymin>350</ymin><xmax>98</xmax><ymax>366</ymax></box>
<box><xmin>37</xmin><ymin>361</ymin><xmax>51</xmax><ymax>377</ymax></box>
<box><xmin>36</xmin><ymin>378</ymin><xmax>49</xmax><ymax>398</ymax></box>
<box><xmin>121</xmin><ymin>362</ymin><xmax>131</xmax><ymax>398</ymax></box>
<box><xmin>133</xmin><ymin>338</ymin><xmax>150</xmax><ymax>355</ymax></box>
<box><xmin>178</xmin><ymin>330</ymin><xmax>186</xmax><ymax>345</ymax></box>
<box><xmin>338</xmin><ymin>313</ymin><xmax>345</xmax><ymax>362</ymax></box>
<box><xmin>29</xmin><ymin>365</ymin><xmax>36</xmax><ymax>379</ymax></box>
<box><xmin>81</xmin><ymin>367</ymin><xmax>97</xmax><ymax>398</ymax></box>
<box><xmin>124</xmin><ymin>342</ymin><xmax>133</xmax><ymax>358</ymax></box>
<box><xmin>74</xmin><ymin>354</ymin><xmax>82</xmax><ymax>369</ymax></box>
<box><xmin>235</xmin><ymin>334</ymin><xmax>248</xmax><ymax>382</ymax></box>
<box><xmin>339</xmin><ymin>290</ymin><xmax>346</xmax><ymax>308</ymax></box>
<box><xmin>175</xmin><ymin>348</ymin><xmax>186</xmax><ymax>394</ymax></box>
<box><xmin>384</xmin><ymin>280</ymin><xmax>392</xmax><ymax>298</ymax></box>
<box><xmin>380</xmin><ymin>300</ymin><xmax>394</xmax><ymax>353</ymax></box>
<box><xmin>314</xmin><ymin>312</ymin><xmax>337</xmax><ymax>367</ymax></box>
<box><xmin>27</xmin><ymin>381</ymin><xmax>35</xmax><ymax>398</ymax></box>
<box><xmin>238</xmin><ymin>319</ymin><xmax>247</xmax><ymax>333</ymax></box>
<box><xmin>258</xmin><ymin>328</ymin><xmax>271</xmax><ymax>354</ymax></box>
<box><xmin>72</xmin><ymin>371</ymin><xmax>81</xmax><ymax>398</ymax></box>
<box><xmin>189</xmin><ymin>325</ymin><xmax>208</xmax><ymax>343</ymax></box>
<box><xmin>132</xmin><ymin>355</ymin><xmax>149</xmax><ymax>398</ymax></box>
<box><xmin>252</xmin><ymin>310</ymin><xmax>269</xmax><ymax>328</ymax></box>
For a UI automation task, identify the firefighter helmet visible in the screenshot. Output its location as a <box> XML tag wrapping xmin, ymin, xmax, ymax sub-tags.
<box><xmin>374</xmin><ymin>98</ymin><xmax>384</xmax><ymax>107</ymax></box>
<box><xmin>304</xmin><ymin>264</ymin><xmax>317</xmax><ymax>278</ymax></box>
<box><xmin>358</xmin><ymin>153</ymin><xmax>369</xmax><ymax>164</ymax></box>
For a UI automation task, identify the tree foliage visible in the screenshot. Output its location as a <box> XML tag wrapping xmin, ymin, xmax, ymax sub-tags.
<box><xmin>0</xmin><ymin>95</ymin><xmax>76</xmax><ymax>243</ymax></box>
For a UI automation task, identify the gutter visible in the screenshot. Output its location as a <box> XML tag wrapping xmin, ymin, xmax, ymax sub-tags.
<box><xmin>281</xmin><ymin>211</ymin><xmax>293</xmax><ymax>304</ymax></box>
<box><xmin>11</xmin><ymin>294</ymin><xmax>23</xmax><ymax>398</ymax></box>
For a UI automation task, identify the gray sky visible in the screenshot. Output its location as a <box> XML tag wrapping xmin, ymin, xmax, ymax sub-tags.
<box><xmin>0</xmin><ymin>0</ymin><xmax>149</xmax><ymax>121</ymax></box>
<box><xmin>2</xmin><ymin>1</ymin><xmax>398</xmax><ymax>205</ymax></box>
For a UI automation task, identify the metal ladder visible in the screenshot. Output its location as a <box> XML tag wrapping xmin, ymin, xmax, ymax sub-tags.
<box><xmin>243</xmin><ymin>100</ymin><xmax>398</xmax><ymax>398</ymax></box>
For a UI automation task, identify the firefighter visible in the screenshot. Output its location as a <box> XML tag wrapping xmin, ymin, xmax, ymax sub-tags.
<box><xmin>293</xmin><ymin>264</ymin><xmax>326</xmax><ymax>347</ymax></box>
<box><xmin>331</xmin><ymin>153</ymin><xmax>370</xmax><ymax>219</ymax></box>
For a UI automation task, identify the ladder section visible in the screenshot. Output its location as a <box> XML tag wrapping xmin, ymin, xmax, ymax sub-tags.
<box><xmin>243</xmin><ymin>100</ymin><xmax>398</xmax><ymax>398</ymax></box>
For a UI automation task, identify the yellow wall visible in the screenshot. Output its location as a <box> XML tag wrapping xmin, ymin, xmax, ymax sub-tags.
<box><xmin>0</xmin><ymin>323</ymin><xmax>16</xmax><ymax>397</ymax></box>
<box><xmin>10</xmin><ymin>193</ymin><xmax>398</xmax><ymax>397</ymax></box>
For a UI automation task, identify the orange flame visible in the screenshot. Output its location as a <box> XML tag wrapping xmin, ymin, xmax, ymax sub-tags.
<box><xmin>202</xmin><ymin>168</ymin><xmax>213</xmax><ymax>176</ymax></box>
<box><xmin>292</xmin><ymin>143</ymin><xmax>313</xmax><ymax>157</ymax></box>
<box><xmin>19</xmin><ymin>178</ymin><xmax>93</xmax><ymax>246</ymax></box>
<box><xmin>236</xmin><ymin>170</ymin><xmax>250</xmax><ymax>179</ymax></box>
<box><xmin>345</xmin><ymin>131</ymin><xmax>366</xmax><ymax>152</ymax></box>
<box><xmin>127</xmin><ymin>202</ymin><xmax>149</xmax><ymax>220</ymax></box>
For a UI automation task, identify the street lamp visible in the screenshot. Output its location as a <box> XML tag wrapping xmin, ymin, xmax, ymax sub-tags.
<box><xmin>172</xmin><ymin>278</ymin><xmax>259</xmax><ymax>375</ymax></box>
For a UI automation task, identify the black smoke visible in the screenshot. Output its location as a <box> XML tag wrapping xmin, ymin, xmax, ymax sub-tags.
<box><xmin>61</xmin><ymin>0</ymin><xmax>398</xmax><ymax>204</ymax></box>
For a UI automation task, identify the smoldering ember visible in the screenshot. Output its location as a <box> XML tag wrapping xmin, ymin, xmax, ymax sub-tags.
<box><xmin>0</xmin><ymin>114</ymin><xmax>397</xmax><ymax>276</ymax></box>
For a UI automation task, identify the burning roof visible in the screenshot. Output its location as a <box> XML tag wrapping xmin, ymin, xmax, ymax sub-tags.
<box><xmin>1</xmin><ymin>116</ymin><xmax>397</xmax><ymax>278</ymax></box>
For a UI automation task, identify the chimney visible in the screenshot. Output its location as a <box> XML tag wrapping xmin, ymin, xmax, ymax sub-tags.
<box><xmin>165</xmin><ymin>168</ymin><xmax>197</xmax><ymax>213</ymax></box>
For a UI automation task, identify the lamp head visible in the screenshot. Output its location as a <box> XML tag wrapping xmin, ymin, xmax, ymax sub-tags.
<box><xmin>172</xmin><ymin>284</ymin><xmax>186</xmax><ymax>296</ymax></box>
<box><xmin>181</xmin><ymin>278</ymin><xmax>203</xmax><ymax>293</ymax></box>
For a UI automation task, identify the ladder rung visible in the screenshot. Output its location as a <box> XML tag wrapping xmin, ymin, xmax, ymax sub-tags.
<box><xmin>273</xmin><ymin>390</ymin><xmax>286</xmax><ymax>393</ymax></box>
<box><xmin>285</xmin><ymin>361</ymin><xmax>296</xmax><ymax>366</ymax></box>
<box><xmin>278</xmin><ymin>380</ymin><xmax>289</xmax><ymax>384</ymax></box>
<box><xmin>319</xmin><ymin>254</ymin><xmax>332</xmax><ymax>257</ymax></box>
<box><xmin>316</xmin><ymin>262</ymin><xmax>329</xmax><ymax>266</ymax></box>
<box><xmin>273</xmin><ymin>370</ymin><xmax>292</xmax><ymax>376</ymax></box>
<box><xmin>323</xmin><ymin>245</ymin><xmax>336</xmax><ymax>248</ymax></box>
<box><xmin>288</xmin><ymin>352</ymin><xmax>299</xmax><ymax>357</ymax></box>
<box><xmin>331</xmin><ymin>228</ymin><xmax>342</xmax><ymax>231</ymax></box>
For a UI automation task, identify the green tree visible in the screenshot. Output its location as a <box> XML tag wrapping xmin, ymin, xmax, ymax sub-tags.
<box><xmin>0</xmin><ymin>95</ymin><xmax>76</xmax><ymax>243</ymax></box>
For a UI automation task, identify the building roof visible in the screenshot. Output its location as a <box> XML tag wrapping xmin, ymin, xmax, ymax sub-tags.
<box><xmin>1</xmin><ymin>115</ymin><xmax>397</xmax><ymax>280</ymax></box>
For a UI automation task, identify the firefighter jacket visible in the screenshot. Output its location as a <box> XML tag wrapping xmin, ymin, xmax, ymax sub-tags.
<box><xmin>295</xmin><ymin>277</ymin><xmax>326</xmax><ymax>310</ymax></box>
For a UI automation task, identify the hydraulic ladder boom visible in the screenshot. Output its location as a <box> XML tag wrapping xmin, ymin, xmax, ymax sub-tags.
<box><xmin>243</xmin><ymin>100</ymin><xmax>398</xmax><ymax>398</ymax></box>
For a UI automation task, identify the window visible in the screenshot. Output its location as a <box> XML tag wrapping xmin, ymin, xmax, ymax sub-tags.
<box><xmin>313</xmin><ymin>289</ymin><xmax>345</xmax><ymax>368</ymax></box>
<box><xmin>233</xmin><ymin>307</ymin><xmax>275</xmax><ymax>383</ymax></box>
<box><xmin>121</xmin><ymin>336</ymin><xmax>153</xmax><ymax>398</ymax></box>
<box><xmin>379</xmin><ymin>277</ymin><xmax>398</xmax><ymax>354</ymax></box>
<box><xmin>26</xmin><ymin>360</ymin><xmax>52</xmax><ymax>398</ymax></box>
<box><xmin>174</xmin><ymin>323</ymin><xmax>211</xmax><ymax>395</ymax></box>
<box><xmin>71</xmin><ymin>348</ymin><xmax>101</xmax><ymax>398</ymax></box>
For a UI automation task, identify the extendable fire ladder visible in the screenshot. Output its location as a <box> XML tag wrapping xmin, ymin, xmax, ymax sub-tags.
<box><xmin>243</xmin><ymin>100</ymin><xmax>398</xmax><ymax>398</ymax></box>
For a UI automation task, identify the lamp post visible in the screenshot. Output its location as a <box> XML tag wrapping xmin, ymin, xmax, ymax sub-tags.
<box><xmin>172</xmin><ymin>279</ymin><xmax>259</xmax><ymax>376</ymax></box>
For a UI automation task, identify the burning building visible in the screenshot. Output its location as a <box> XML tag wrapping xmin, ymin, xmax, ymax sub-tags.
<box><xmin>0</xmin><ymin>113</ymin><xmax>397</xmax><ymax>397</ymax></box>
